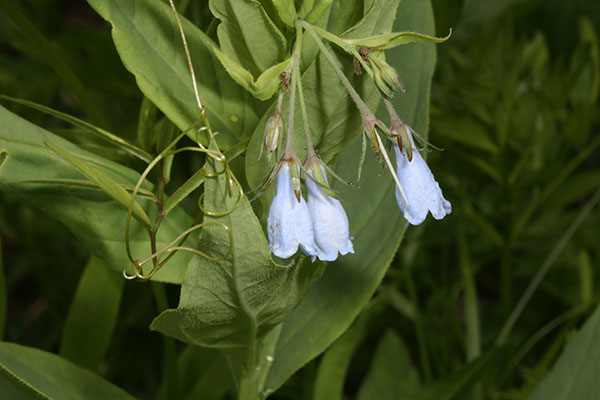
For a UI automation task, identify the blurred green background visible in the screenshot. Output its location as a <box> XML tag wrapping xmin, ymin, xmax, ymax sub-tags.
<box><xmin>1</xmin><ymin>0</ymin><xmax>599</xmax><ymax>398</ymax></box>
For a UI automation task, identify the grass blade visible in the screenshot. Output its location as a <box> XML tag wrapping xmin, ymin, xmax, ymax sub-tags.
<box><xmin>44</xmin><ymin>141</ymin><xmax>153</xmax><ymax>229</ymax></box>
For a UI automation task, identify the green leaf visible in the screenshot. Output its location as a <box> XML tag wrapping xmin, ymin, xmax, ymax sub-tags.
<box><xmin>313</xmin><ymin>304</ymin><xmax>376</xmax><ymax>400</ymax></box>
<box><xmin>60</xmin><ymin>256</ymin><xmax>124</xmax><ymax>370</ymax></box>
<box><xmin>87</xmin><ymin>0</ymin><xmax>263</xmax><ymax>147</ymax></box>
<box><xmin>271</xmin><ymin>0</ymin><xmax>297</xmax><ymax>28</ymax></box>
<box><xmin>0</xmin><ymin>95</ymin><xmax>152</xmax><ymax>163</ymax></box>
<box><xmin>0</xmin><ymin>238</ymin><xmax>4</xmax><ymax>340</ymax></box>
<box><xmin>527</xmin><ymin>305</ymin><xmax>600</xmax><ymax>400</ymax></box>
<box><xmin>0</xmin><ymin>0</ymin><xmax>108</xmax><ymax>128</ymax></box>
<box><xmin>44</xmin><ymin>141</ymin><xmax>153</xmax><ymax>230</ymax></box>
<box><xmin>357</xmin><ymin>330</ymin><xmax>421</xmax><ymax>400</ymax></box>
<box><xmin>0</xmin><ymin>342</ymin><xmax>134</xmax><ymax>399</ymax></box>
<box><xmin>157</xmin><ymin>346</ymin><xmax>233</xmax><ymax>400</ymax></box>
<box><xmin>341</xmin><ymin>0</ymin><xmax>399</xmax><ymax>39</ymax></box>
<box><xmin>259</xmin><ymin>0</ymin><xmax>437</xmax><ymax>393</ymax></box>
<box><xmin>0</xmin><ymin>105</ymin><xmax>192</xmax><ymax>284</ymax></box>
<box><xmin>163</xmin><ymin>168</ymin><xmax>207</xmax><ymax>215</ymax></box>
<box><xmin>420</xmin><ymin>347</ymin><xmax>504</xmax><ymax>400</ymax></box>
<box><xmin>151</xmin><ymin>156</ymin><xmax>323</xmax><ymax>360</ymax></box>
<box><xmin>181</xmin><ymin>348</ymin><xmax>232</xmax><ymax>400</ymax></box>
<box><xmin>209</xmin><ymin>0</ymin><xmax>287</xmax><ymax>77</ymax></box>
<box><xmin>211</xmin><ymin>46</ymin><xmax>291</xmax><ymax>101</ymax></box>
<box><xmin>324</xmin><ymin>0</ymin><xmax>361</xmax><ymax>34</ymax></box>
<box><xmin>346</xmin><ymin>29</ymin><xmax>451</xmax><ymax>50</ymax></box>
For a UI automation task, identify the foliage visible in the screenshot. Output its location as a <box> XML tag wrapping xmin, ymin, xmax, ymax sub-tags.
<box><xmin>0</xmin><ymin>0</ymin><xmax>599</xmax><ymax>399</ymax></box>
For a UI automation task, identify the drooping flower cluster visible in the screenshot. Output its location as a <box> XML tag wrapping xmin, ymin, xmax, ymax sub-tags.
<box><xmin>267</xmin><ymin>157</ymin><xmax>354</xmax><ymax>261</ymax></box>
<box><xmin>258</xmin><ymin>22</ymin><xmax>451</xmax><ymax>262</ymax></box>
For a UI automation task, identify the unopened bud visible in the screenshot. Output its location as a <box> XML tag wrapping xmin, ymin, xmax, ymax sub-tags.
<box><xmin>362</xmin><ymin>113</ymin><xmax>382</xmax><ymax>161</ymax></box>
<box><xmin>391</xmin><ymin>119</ymin><xmax>413</xmax><ymax>161</ymax></box>
<box><xmin>265</xmin><ymin>112</ymin><xmax>283</xmax><ymax>153</ymax></box>
<box><xmin>371</xmin><ymin>55</ymin><xmax>404</xmax><ymax>98</ymax></box>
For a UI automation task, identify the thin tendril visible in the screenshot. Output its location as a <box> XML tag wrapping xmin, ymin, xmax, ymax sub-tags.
<box><xmin>123</xmin><ymin>221</ymin><xmax>233</xmax><ymax>280</ymax></box>
<box><xmin>168</xmin><ymin>0</ymin><xmax>203</xmax><ymax>112</ymax></box>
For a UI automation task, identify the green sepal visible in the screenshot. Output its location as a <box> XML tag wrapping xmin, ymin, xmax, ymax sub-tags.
<box><xmin>304</xmin><ymin>160</ymin><xmax>340</xmax><ymax>200</ymax></box>
<box><xmin>210</xmin><ymin>44</ymin><xmax>291</xmax><ymax>101</ymax></box>
<box><xmin>346</xmin><ymin>29</ymin><xmax>452</xmax><ymax>50</ymax></box>
<box><xmin>288</xmin><ymin>158</ymin><xmax>302</xmax><ymax>202</ymax></box>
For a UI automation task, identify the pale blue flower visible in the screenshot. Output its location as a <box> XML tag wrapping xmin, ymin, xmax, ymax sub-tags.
<box><xmin>267</xmin><ymin>163</ymin><xmax>318</xmax><ymax>258</ymax></box>
<box><xmin>306</xmin><ymin>167</ymin><xmax>354</xmax><ymax>262</ymax></box>
<box><xmin>393</xmin><ymin>138</ymin><xmax>452</xmax><ymax>225</ymax></box>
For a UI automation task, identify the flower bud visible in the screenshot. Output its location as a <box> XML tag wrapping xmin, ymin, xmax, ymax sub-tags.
<box><xmin>370</xmin><ymin>54</ymin><xmax>404</xmax><ymax>98</ymax></box>
<box><xmin>264</xmin><ymin>112</ymin><xmax>283</xmax><ymax>154</ymax></box>
<box><xmin>391</xmin><ymin>118</ymin><xmax>413</xmax><ymax>161</ymax></box>
<box><xmin>361</xmin><ymin>113</ymin><xmax>382</xmax><ymax>161</ymax></box>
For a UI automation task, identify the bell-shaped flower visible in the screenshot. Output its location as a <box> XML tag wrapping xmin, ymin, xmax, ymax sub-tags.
<box><xmin>305</xmin><ymin>161</ymin><xmax>354</xmax><ymax>262</ymax></box>
<box><xmin>267</xmin><ymin>161</ymin><xmax>319</xmax><ymax>259</ymax></box>
<box><xmin>393</xmin><ymin>128</ymin><xmax>452</xmax><ymax>225</ymax></box>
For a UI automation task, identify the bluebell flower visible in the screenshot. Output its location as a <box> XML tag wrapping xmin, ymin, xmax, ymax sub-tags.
<box><xmin>305</xmin><ymin>165</ymin><xmax>354</xmax><ymax>262</ymax></box>
<box><xmin>393</xmin><ymin>131</ymin><xmax>452</xmax><ymax>225</ymax></box>
<box><xmin>267</xmin><ymin>161</ymin><xmax>319</xmax><ymax>259</ymax></box>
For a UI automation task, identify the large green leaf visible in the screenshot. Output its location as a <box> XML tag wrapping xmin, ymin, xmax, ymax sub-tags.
<box><xmin>313</xmin><ymin>304</ymin><xmax>376</xmax><ymax>400</ymax></box>
<box><xmin>60</xmin><ymin>256</ymin><xmax>124</xmax><ymax>370</ymax></box>
<box><xmin>527</xmin><ymin>305</ymin><xmax>600</xmax><ymax>400</ymax></box>
<box><xmin>0</xmin><ymin>237</ymin><xmax>4</xmax><ymax>340</ymax></box>
<box><xmin>0</xmin><ymin>105</ymin><xmax>192</xmax><ymax>283</ymax></box>
<box><xmin>258</xmin><ymin>0</ymin><xmax>438</xmax><ymax>393</ymax></box>
<box><xmin>157</xmin><ymin>345</ymin><xmax>233</xmax><ymax>400</ymax></box>
<box><xmin>0</xmin><ymin>342</ymin><xmax>134</xmax><ymax>399</ymax></box>
<box><xmin>151</xmin><ymin>155</ymin><xmax>323</xmax><ymax>362</ymax></box>
<box><xmin>209</xmin><ymin>0</ymin><xmax>287</xmax><ymax>76</ymax></box>
<box><xmin>357</xmin><ymin>329</ymin><xmax>421</xmax><ymax>400</ymax></box>
<box><xmin>341</xmin><ymin>0</ymin><xmax>400</xmax><ymax>39</ymax></box>
<box><xmin>87</xmin><ymin>0</ymin><xmax>264</xmax><ymax>148</ymax></box>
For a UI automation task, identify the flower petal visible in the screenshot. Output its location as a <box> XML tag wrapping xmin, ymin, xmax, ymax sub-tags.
<box><xmin>306</xmin><ymin>168</ymin><xmax>354</xmax><ymax>261</ymax></box>
<box><xmin>394</xmin><ymin>143</ymin><xmax>452</xmax><ymax>225</ymax></box>
<box><xmin>267</xmin><ymin>163</ymin><xmax>318</xmax><ymax>258</ymax></box>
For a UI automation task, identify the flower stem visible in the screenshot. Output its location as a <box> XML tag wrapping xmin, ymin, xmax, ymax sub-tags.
<box><xmin>293</xmin><ymin>26</ymin><xmax>316</xmax><ymax>157</ymax></box>
<box><xmin>299</xmin><ymin>21</ymin><xmax>370</xmax><ymax>116</ymax></box>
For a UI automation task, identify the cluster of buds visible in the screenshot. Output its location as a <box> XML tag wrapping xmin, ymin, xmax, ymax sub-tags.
<box><xmin>368</xmin><ymin>52</ymin><xmax>405</xmax><ymax>98</ymax></box>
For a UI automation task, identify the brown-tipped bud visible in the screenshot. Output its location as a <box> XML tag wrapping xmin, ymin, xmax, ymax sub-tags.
<box><xmin>391</xmin><ymin>119</ymin><xmax>413</xmax><ymax>161</ymax></box>
<box><xmin>371</xmin><ymin>55</ymin><xmax>405</xmax><ymax>98</ymax></box>
<box><xmin>264</xmin><ymin>112</ymin><xmax>283</xmax><ymax>154</ymax></box>
<box><xmin>362</xmin><ymin>113</ymin><xmax>382</xmax><ymax>161</ymax></box>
